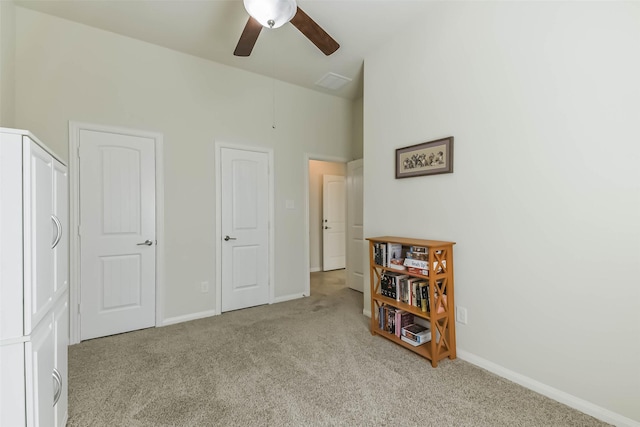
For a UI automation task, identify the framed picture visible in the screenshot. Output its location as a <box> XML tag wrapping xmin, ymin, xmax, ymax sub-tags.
<box><xmin>395</xmin><ymin>136</ymin><xmax>454</xmax><ymax>179</ymax></box>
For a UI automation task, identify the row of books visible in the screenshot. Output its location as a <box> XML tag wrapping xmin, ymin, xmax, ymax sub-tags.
<box><xmin>378</xmin><ymin>305</ymin><xmax>414</xmax><ymax>336</ymax></box>
<box><xmin>374</xmin><ymin>242</ymin><xmax>429</xmax><ymax>267</ymax></box>
<box><xmin>380</xmin><ymin>272</ymin><xmax>447</xmax><ymax>314</ymax></box>
<box><xmin>378</xmin><ymin>304</ymin><xmax>432</xmax><ymax>346</ymax></box>
<box><xmin>405</xmin><ymin>247</ymin><xmax>429</xmax><ymax>261</ymax></box>
<box><xmin>373</xmin><ymin>242</ymin><xmax>404</xmax><ymax>268</ymax></box>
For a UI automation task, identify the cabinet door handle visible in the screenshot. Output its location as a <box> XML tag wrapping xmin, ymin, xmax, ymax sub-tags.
<box><xmin>51</xmin><ymin>215</ymin><xmax>62</xmax><ymax>249</ymax></box>
<box><xmin>52</xmin><ymin>368</ymin><xmax>62</xmax><ymax>406</ymax></box>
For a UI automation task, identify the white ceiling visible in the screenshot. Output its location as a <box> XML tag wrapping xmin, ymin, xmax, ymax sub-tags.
<box><xmin>14</xmin><ymin>0</ymin><xmax>434</xmax><ymax>100</ymax></box>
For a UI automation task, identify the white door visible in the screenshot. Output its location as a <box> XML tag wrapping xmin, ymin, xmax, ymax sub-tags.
<box><xmin>24</xmin><ymin>140</ymin><xmax>55</xmax><ymax>333</ymax></box>
<box><xmin>53</xmin><ymin>160</ymin><xmax>68</xmax><ymax>296</ymax></box>
<box><xmin>79</xmin><ymin>130</ymin><xmax>156</xmax><ymax>340</ymax></box>
<box><xmin>346</xmin><ymin>160</ymin><xmax>364</xmax><ymax>292</ymax></box>
<box><xmin>220</xmin><ymin>147</ymin><xmax>270</xmax><ymax>312</ymax></box>
<box><xmin>26</xmin><ymin>316</ymin><xmax>55</xmax><ymax>427</ymax></box>
<box><xmin>322</xmin><ymin>175</ymin><xmax>346</xmax><ymax>271</ymax></box>
<box><xmin>53</xmin><ymin>296</ymin><xmax>68</xmax><ymax>427</ymax></box>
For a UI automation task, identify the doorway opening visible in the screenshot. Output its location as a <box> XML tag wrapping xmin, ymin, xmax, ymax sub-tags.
<box><xmin>308</xmin><ymin>160</ymin><xmax>346</xmax><ymax>273</ymax></box>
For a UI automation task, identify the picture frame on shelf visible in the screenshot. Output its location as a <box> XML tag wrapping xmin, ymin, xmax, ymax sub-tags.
<box><xmin>395</xmin><ymin>136</ymin><xmax>454</xmax><ymax>179</ymax></box>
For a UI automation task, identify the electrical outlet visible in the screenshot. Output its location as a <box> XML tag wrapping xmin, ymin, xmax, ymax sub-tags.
<box><xmin>456</xmin><ymin>306</ymin><xmax>468</xmax><ymax>325</ymax></box>
<box><xmin>200</xmin><ymin>281</ymin><xmax>209</xmax><ymax>293</ymax></box>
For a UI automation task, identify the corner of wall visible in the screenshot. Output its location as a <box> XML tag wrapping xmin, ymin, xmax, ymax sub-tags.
<box><xmin>0</xmin><ymin>0</ymin><xmax>16</xmax><ymax>128</ymax></box>
<box><xmin>351</xmin><ymin>97</ymin><xmax>363</xmax><ymax>160</ymax></box>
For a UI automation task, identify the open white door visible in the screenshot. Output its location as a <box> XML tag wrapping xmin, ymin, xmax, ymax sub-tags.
<box><xmin>346</xmin><ymin>159</ymin><xmax>364</xmax><ymax>292</ymax></box>
<box><xmin>79</xmin><ymin>129</ymin><xmax>156</xmax><ymax>340</ymax></box>
<box><xmin>322</xmin><ymin>174</ymin><xmax>346</xmax><ymax>271</ymax></box>
<box><xmin>220</xmin><ymin>147</ymin><xmax>270</xmax><ymax>312</ymax></box>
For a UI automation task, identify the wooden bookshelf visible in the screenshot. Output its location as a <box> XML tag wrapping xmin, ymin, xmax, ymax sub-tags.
<box><xmin>368</xmin><ymin>236</ymin><xmax>456</xmax><ymax>367</ymax></box>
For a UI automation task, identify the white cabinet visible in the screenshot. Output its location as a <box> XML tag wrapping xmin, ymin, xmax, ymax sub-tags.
<box><xmin>0</xmin><ymin>128</ymin><xmax>68</xmax><ymax>427</ymax></box>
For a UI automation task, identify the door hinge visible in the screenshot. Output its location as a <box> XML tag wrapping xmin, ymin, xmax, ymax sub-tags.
<box><xmin>77</xmin><ymin>225</ymin><xmax>81</xmax><ymax>236</ymax></box>
<box><xmin>77</xmin><ymin>146</ymin><xmax>80</xmax><ymax>158</ymax></box>
<box><xmin>77</xmin><ymin>303</ymin><xmax>81</xmax><ymax>315</ymax></box>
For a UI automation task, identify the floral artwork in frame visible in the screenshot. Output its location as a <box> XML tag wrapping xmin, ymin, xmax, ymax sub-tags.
<box><xmin>395</xmin><ymin>136</ymin><xmax>454</xmax><ymax>178</ymax></box>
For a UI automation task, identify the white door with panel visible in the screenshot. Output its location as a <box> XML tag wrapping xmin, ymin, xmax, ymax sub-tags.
<box><xmin>27</xmin><ymin>315</ymin><xmax>55</xmax><ymax>427</ymax></box>
<box><xmin>322</xmin><ymin>175</ymin><xmax>346</xmax><ymax>271</ymax></box>
<box><xmin>346</xmin><ymin>160</ymin><xmax>364</xmax><ymax>292</ymax></box>
<box><xmin>53</xmin><ymin>161</ymin><xmax>69</xmax><ymax>297</ymax></box>
<box><xmin>220</xmin><ymin>147</ymin><xmax>270</xmax><ymax>312</ymax></box>
<box><xmin>25</xmin><ymin>142</ymin><xmax>56</xmax><ymax>331</ymax></box>
<box><xmin>79</xmin><ymin>130</ymin><xmax>156</xmax><ymax>340</ymax></box>
<box><xmin>53</xmin><ymin>296</ymin><xmax>68</xmax><ymax>427</ymax></box>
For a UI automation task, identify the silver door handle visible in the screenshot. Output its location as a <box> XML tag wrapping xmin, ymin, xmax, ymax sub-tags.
<box><xmin>51</xmin><ymin>215</ymin><xmax>62</xmax><ymax>249</ymax></box>
<box><xmin>137</xmin><ymin>240</ymin><xmax>153</xmax><ymax>246</ymax></box>
<box><xmin>224</xmin><ymin>235</ymin><xmax>237</xmax><ymax>241</ymax></box>
<box><xmin>53</xmin><ymin>368</ymin><xmax>62</xmax><ymax>406</ymax></box>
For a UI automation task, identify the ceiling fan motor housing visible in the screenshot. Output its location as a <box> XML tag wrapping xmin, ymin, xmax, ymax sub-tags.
<box><xmin>243</xmin><ymin>0</ymin><xmax>297</xmax><ymax>29</ymax></box>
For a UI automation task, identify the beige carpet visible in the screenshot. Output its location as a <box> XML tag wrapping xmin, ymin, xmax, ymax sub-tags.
<box><xmin>68</xmin><ymin>270</ymin><xmax>608</xmax><ymax>426</ymax></box>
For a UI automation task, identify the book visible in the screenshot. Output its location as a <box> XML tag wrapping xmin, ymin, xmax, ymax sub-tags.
<box><xmin>380</xmin><ymin>273</ymin><xmax>395</xmax><ymax>298</ymax></box>
<box><xmin>400</xmin><ymin>335</ymin><xmax>427</xmax><ymax>347</ymax></box>
<box><xmin>373</xmin><ymin>243</ymin><xmax>383</xmax><ymax>266</ymax></box>
<box><xmin>381</xmin><ymin>244</ymin><xmax>387</xmax><ymax>267</ymax></box>
<box><xmin>407</xmin><ymin>267</ymin><xmax>429</xmax><ymax>276</ymax></box>
<box><xmin>412</xmin><ymin>280</ymin><xmax>426</xmax><ymax>309</ymax></box>
<box><xmin>405</xmin><ymin>251</ymin><xmax>428</xmax><ymax>261</ymax></box>
<box><xmin>396</xmin><ymin>310</ymin><xmax>414</xmax><ymax>337</ymax></box>
<box><xmin>381</xmin><ymin>271</ymin><xmax>408</xmax><ymax>300</ymax></box>
<box><xmin>388</xmin><ymin>258</ymin><xmax>407</xmax><ymax>271</ymax></box>
<box><xmin>374</xmin><ymin>243</ymin><xmax>387</xmax><ymax>266</ymax></box>
<box><xmin>409</xmin><ymin>245</ymin><xmax>428</xmax><ymax>253</ymax></box>
<box><xmin>404</xmin><ymin>277</ymin><xmax>419</xmax><ymax>306</ymax></box>
<box><xmin>432</xmin><ymin>293</ymin><xmax>447</xmax><ymax>314</ymax></box>
<box><xmin>401</xmin><ymin>323</ymin><xmax>432</xmax><ymax>343</ymax></box>
<box><xmin>403</xmin><ymin>259</ymin><xmax>447</xmax><ymax>271</ymax></box>
<box><xmin>398</xmin><ymin>277</ymin><xmax>411</xmax><ymax>305</ymax></box>
<box><xmin>386</xmin><ymin>243</ymin><xmax>403</xmax><ymax>267</ymax></box>
<box><xmin>403</xmin><ymin>258</ymin><xmax>429</xmax><ymax>269</ymax></box>
<box><xmin>419</xmin><ymin>282</ymin><xmax>429</xmax><ymax>312</ymax></box>
<box><xmin>386</xmin><ymin>306</ymin><xmax>397</xmax><ymax>334</ymax></box>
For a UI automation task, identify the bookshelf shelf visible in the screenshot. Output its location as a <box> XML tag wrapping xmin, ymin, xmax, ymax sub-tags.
<box><xmin>368</xmin><ymin>236</ymin><xmax>456</xmax><ymax>367</ymax></box>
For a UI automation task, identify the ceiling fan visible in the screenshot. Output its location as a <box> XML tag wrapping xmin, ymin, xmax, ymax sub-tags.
<box><xmin>234</xmin><ymin>0</ymin><xmax>340</xmax><ymax>57</ymax></box>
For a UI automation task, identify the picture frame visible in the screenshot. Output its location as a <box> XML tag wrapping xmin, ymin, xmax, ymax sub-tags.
<box><xmin>395</xmin><ymin>136</ymin><xmax>454</xmax><ymax>179</ymax></box>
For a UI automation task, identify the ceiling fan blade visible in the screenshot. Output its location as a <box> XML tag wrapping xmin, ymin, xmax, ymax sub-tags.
<box><xmin>290</xmin><ymin>7</ymin><xmax>340</xmax><ymax>56</ymax></box>
<box><xmin>234</xmin><ymin>17</ymin><xmax>262</xmax><ymax>57</ymax></box>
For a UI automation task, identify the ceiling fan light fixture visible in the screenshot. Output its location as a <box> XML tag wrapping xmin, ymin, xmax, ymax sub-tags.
<box><xmin>243</xmin><ymin>0</ymin><xmax>297</xmax><ymax>29</ymax></box>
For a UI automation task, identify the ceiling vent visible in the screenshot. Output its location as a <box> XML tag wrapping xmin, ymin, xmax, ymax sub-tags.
<box><xmin>315</xmin><ymin>72</ymin><xmax>352</xmax><ymax>91</ymax></box>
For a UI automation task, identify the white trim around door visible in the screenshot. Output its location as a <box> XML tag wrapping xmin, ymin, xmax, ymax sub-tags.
<box><xmin>214</xmin><ymin>141</ymin><xmax>275</xmax><ymax>315</ymax></box>
<box><xmin>68</xmin><ymin>122</ymin><xmax>165</xmax><ymax>345</ymax></box>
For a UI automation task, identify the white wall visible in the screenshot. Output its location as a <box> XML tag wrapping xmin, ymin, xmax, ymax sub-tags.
<box><xmin>14</xmin><ymin>7</ymin><xmax>353</xmax><ymax>320</ymax></box>
<box><xmin>0</xmin><ymin>0</ymin><xmax>15</xmax><ymax>127</ymax></box>
<box><xmin>363</xmin><ymin>1</ymin><xmax>640</xmax><ymax>424</ymax></box>
<box><xmin>308</xmin><ymin>160</ymin><xmax>346</xmax><ymax>271</ymax></box>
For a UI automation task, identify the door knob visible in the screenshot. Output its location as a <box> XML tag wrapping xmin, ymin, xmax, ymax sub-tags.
<box><xmin>224</xmin><ymin>235</ymin><xmax>237</xmax><ymax>241</ymax></box>
<box><xmin>137</xmin><ymin>240</ymin><xmax>153</xmax><ymax>246</ymax></box>
<box><xmin>324</xmin><ymin>226</ymin><xmax>331</xmax><ymax>229</ymax></box>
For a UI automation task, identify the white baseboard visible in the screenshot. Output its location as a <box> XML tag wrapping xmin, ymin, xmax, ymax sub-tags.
<box><xmin>457</xmin><ymin>350</ymin><xmax>640</xmax><ymax>427</ymax></box>
<box><xmin>309</xmin><ymin>267</ymin><xmax>321</xmax><ymax>273</ymax></box>
<box><xmin>362</xmin><ymin>309</ymin><xmax>371</xmax><ymax>318</ymax></box>
<box><xmin>161</xmin><ymin>309</ymin><xmax>217</xmax><ymax>327</ymax></box>
<box><xmin>272</xmin><ymin>293</ymin><xmax>305</xmax><ymax>304</ymax></box>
